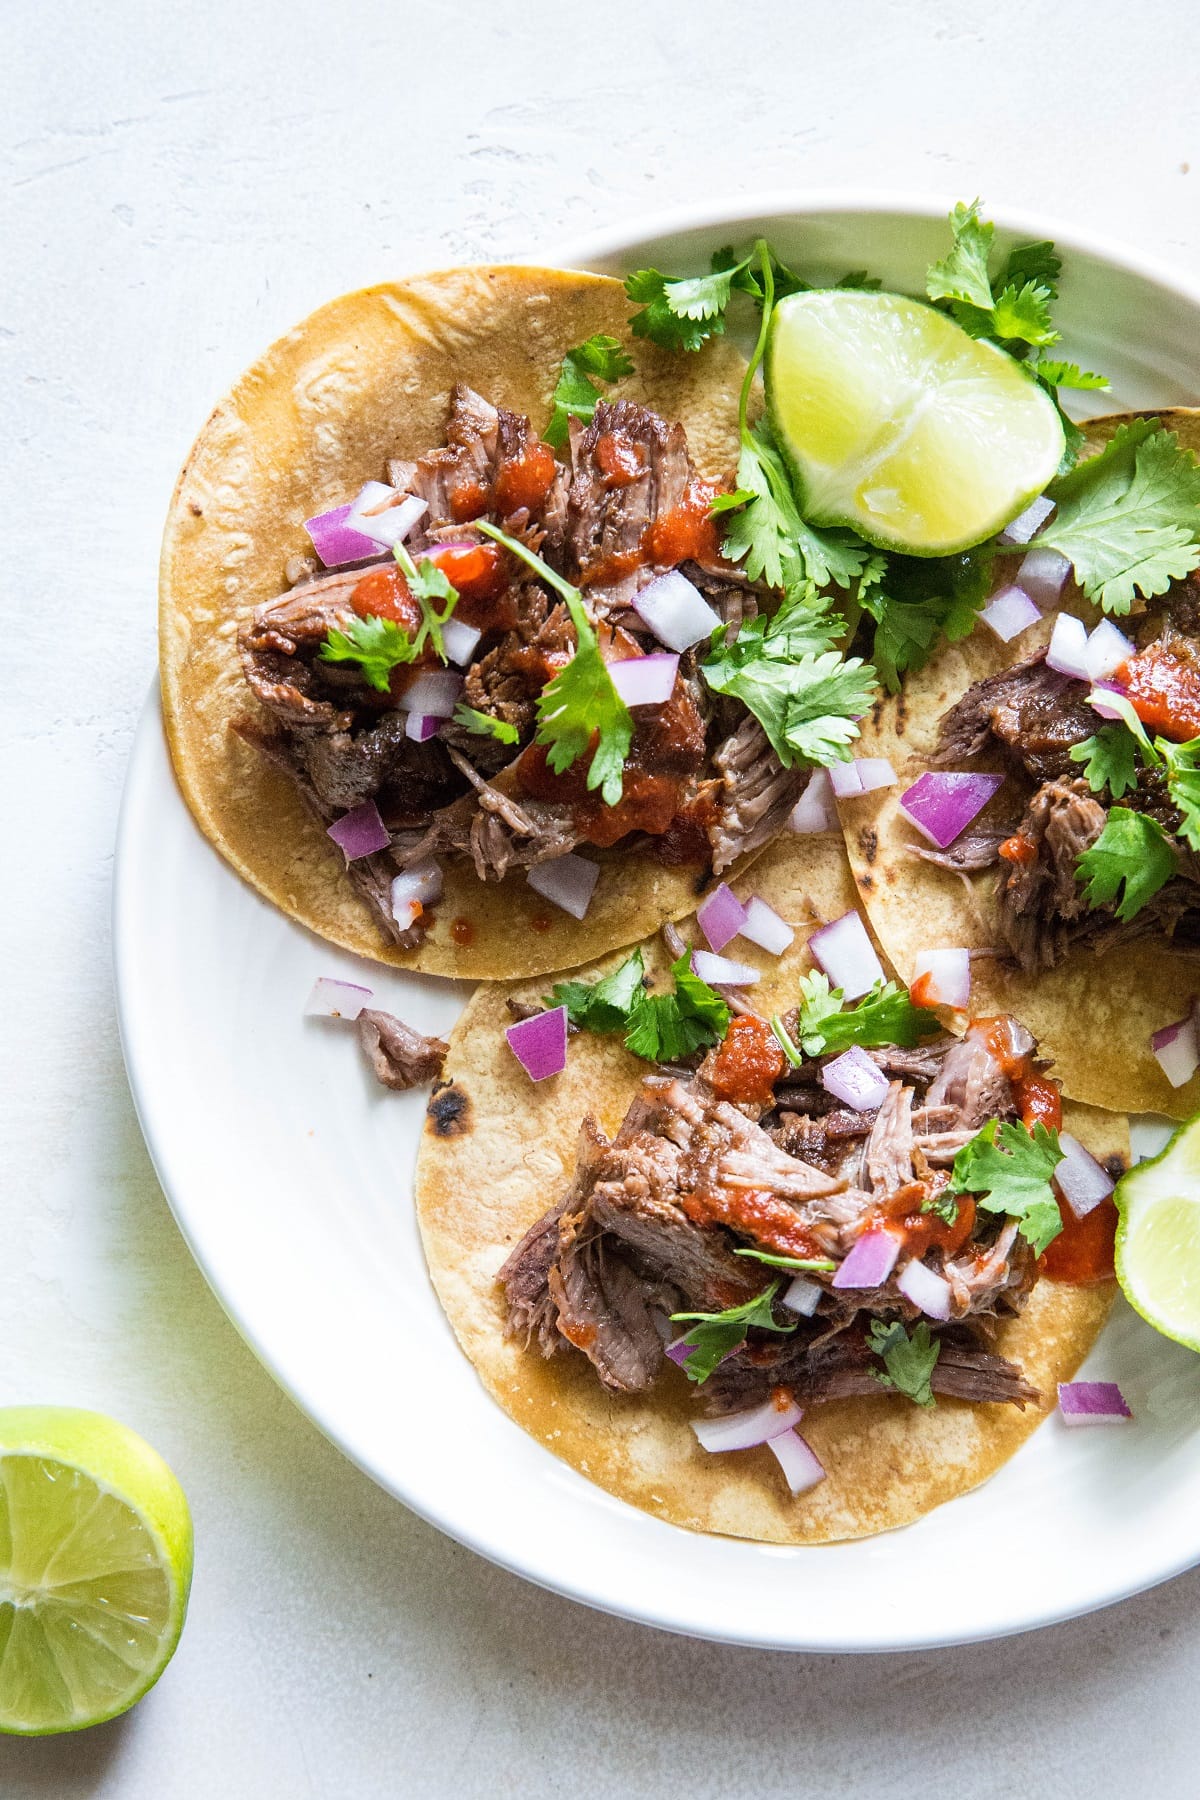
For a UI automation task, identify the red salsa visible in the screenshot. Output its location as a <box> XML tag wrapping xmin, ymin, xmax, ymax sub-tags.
<box><xmin>681</xmin><ymin>1185</ymin><xmax>824</xmax><ymax>1263</ymax></box>
<box><xmin>1119</xmin><ymin>643</ymin><xmax>1200</xmax><ymax>741</ymax></box>
<box><xmin>644</xmin><ymin>480</ymin><xmax>723</xmax><ymax>567</ymax></box>
<box><xmin>1039</xmin><ymin>1197</ymin><xmax>1117</xmax><ymax>1284</ymax></box>
<box><xmin>707</xmin><ymin>1017</ymin><xmax>787</xmax><ymax>1108</ymax></box>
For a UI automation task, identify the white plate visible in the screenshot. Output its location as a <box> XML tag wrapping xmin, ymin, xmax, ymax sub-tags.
<box><xmin>117</xmin><ymin>195</ymin><xmax>1200</xmax><ymax>1650</ymax></box>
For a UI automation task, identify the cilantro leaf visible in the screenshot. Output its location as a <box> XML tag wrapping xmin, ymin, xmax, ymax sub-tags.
<box><xmin>625</xmin><ymin>255</ymin><xmax>748</xmax><ymax>352</ymax></box>
<box><xmin>989</xmin><ymin>280</ymin><xmax>1059</xmax><ymax>349</ymax></box>
<box><xmin>1159</xmin><ymin>736</ymin><xmax>1200</xmax><ymax>852</ymax></box>
<box><xmin>319</xmin><ymin>614</ymin><xmax>418</xmax><ymax>692</ymax></box>
<box><xmin>474</xmin><ymin>522</ymin><xmax>633</xmax><ymax>805</ymax></box>
<box><xmin>624</xmin><ymin>952</ymin><xmax>730</xmax><ymax>1064</ymax></box>
<box><xmin>1075</xmin><ymin>804</ymin><xmax>1178</xmax><ymax>920</ymax></box>
<box><xmin>795</xmin><ymin>973</ymin><xmax>941</xmax><ymax>1057</ymax></box>
<box><xmin>670</xmin><ymin>1282</ymin><xmax>794</xmax><ymax>1384</ymax></box>
<box><xmin>921</xmin><ymin>1187</ymin><xmax>961</xmax><ymax>1225</ymax></box>
<box><xmin>926</xmin><ymin>199</ymin><xmax>995</xmax><ymax>310</ymax></box>
<box><xmin>1000</xmin><ymin>241</ymin><xmax>1062</xmax><ymax>296</ymax></box>
<box><xmin>548</xmin><ymin>949</ymin><xmax>647</xmax><ymax>1034</ymax></box>
<box><xmin>716</xmin><ymin>419</ymin><xmax>875</xmax><ymax>592</ymax></box>
<box><xmin>544</xmin><ymin>334</ymin><xmax>634</xmax><ymax>449</ymax></box>
<box><xmin>1069</xmin><ymin>724</ymin><xmax>1139</xmax><ymax>799</ymax></box>
<box><xmin>1031</xmin><ymin>419</ymin><xmax>1200</xmax><ymax>614</ymax></box>
<box><xmin>733</xmin><ymin>1247</ymin><xmax>836</xmax><ymax>1271</ymax></box>
<box><xmin>859</xmin><ymin>549</ymin><xmax>992</xmax><ymax>692</ymax></box>
<box><xmin>868</xmin><ymin>1319</ymin><xmax>940</xmax><ymax>1408</ymax></box>
<box><xmin>1034</xmin><ymin>359</ymin><xmax>1110</xmax><ymax>392</ymax></box>
<box><xmin>451</xmin><ymin>704</ymin><xmax>520</xmax><ymax>746</ymax></box>
<box><xmin>392</xmin><ymin>543</ymin><xmax>461</xmax><ymax>662</ymax></box>
<box><xmin>948</xmin><ymin>1118</ymin><xmax>1065</xmax><ymax>1254</ymax></box>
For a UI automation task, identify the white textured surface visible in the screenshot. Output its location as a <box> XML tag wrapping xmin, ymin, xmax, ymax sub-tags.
<box><xmin>4</xmin><ymin>1</ymin><xmax>1200</xmax><ymax>1793</ymax></box>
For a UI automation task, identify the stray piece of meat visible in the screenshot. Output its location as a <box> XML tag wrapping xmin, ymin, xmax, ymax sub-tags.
<box><xmin>357</xmin><ymin>1008</ymin><xmax>448</xmax><ymax>1091</ymax></box>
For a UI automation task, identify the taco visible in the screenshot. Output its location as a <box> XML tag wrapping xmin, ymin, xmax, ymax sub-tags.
<box><xmin>160</xmin><ymin>266</ymin><xmax>870</xmax><ymax>980</ymax></box>
<box><xmin>415</xmin><ymin>838</ymin><xmax>1127</xmax><ymax>1544</ymax></box>
<box><xmin>839</xmin><ymin>410</ymin><xmax>1200</xmax><ymax>1119</ymax></box>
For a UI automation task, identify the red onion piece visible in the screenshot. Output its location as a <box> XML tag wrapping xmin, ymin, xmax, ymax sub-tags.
<box><xmin>1089</xmin><ymin>679</ymin><xmax>1129</xmax><ymax>722</ymax></box>
<box><xmin>833</xmin><ymin>1226</ymin><xmax>901</xmax><ymax>1290</ymax></box>
<box><xmin>691</xmin><ymin>949</ymin><xmax>760</xmax><ymax>988</ymax></box>
<box><xmin>896</xmin><ymin>1257</ymin><xmax>952</xmax><ymax>1321</ymax></box>
<box><xmin>829</xmin><ymin>760</ymin><xmax>864</xmax><ymax>799</ymax></box>
<box><xmin>899</xmin><ymin>771</ymin><xmax>1005</xmax><ymax>849</ymax></box>
<box><xmin>505</xmin><ymin>1005</ymin><xmax>567</xmax><ymax>1082</ymax></box>
<box><xmin>1054</xmin><ymin>1131</ymin><xmax>1116</xmax><ymax>1220</ymax></box>
<box><xmin>1151</xmin><ymin>1010</ymin><xmax>1200</xmax><ymax>1088</ymax></box>
<box><xmin>980</xmin><ymin>584</ymin><xmax>1041</xmax><ymax>643</ymax></box>
<box><xmin>304</xmin><ymin>977</ymin><xmax>374</xmax><ymax>1021</ymax></box>
<box><xmin>998</xmin><ymin>493</ymin><xmax>1054</xmax><ymax>546</ymax></box>
<box><xmin>405</xmin><ymin>713</ymin><xmax>442</xmax><ymax>743</ymax></box>
<box><xmin>820</xmin><ymin>1045</ymin><xmax>891</xmax><ymax>1112</ymax></box>
<box><xmin>665</xmin><ymin>1337</ymin><xmax>697</xmax><ymax>1370</ymax></box>
<box><xmin>737</xmin><ymin>895</ymin><xmax>794</xmax><ymax>956</ymax></box>
<box><xmin>630</xmin><ymin>569</ymin><xmax>721</xmax><ymax>651</ymax></box>
<box><xmin>347</xmin><ymin>485</ymin><xmax>426</xmax><ymax>548</ymax></box>
<box><xmin>1017</xmin><ymin>546</ymin><xmax>1071</xmax><ymax>605</ymax></box>
<box><xmin>1085</xmin><ymin>618</ymin><xmax>1135</xmax><ymax>680</ymax></box>
<box><xmin>911</xmin><ymin>948</ymin><xmax>970</xmax><ymax>1009</ymax></box>
<box><xmin>1046</xmin><ymin>611</ymin><xmax>1090</xmax><ymax>680</ymax></box>
<box><xmin>327</xmin><ymin>799</ymin><xmax>390</xmax><ymax>862</ymax></box>
<box><xmin>697</xmin><ymin>882</ymin><xmax>749</xmax><ymax>953</ymax></box>
<box><xmin>390</xmin><ymin>858</ymin><xmax>443</xmax><ymax>929</ymax></box>
<box><xmin>304</xmin><ymin>502</ymin><xmax>385</xmax><ymax>569</ymax></box>
<box><xmin>781</xmin><ymin>1274</ymin><xmax>823</xmax><ymax>1316</ymax></box>
<box><xmin>690</xmin><ymin>1393</ymin><xmax>803</xmax><ymax>1453</ymax></box>
<box><xmin>788</xmin><ymin>768</ymin><xmax>838</xmax><ymax>833</ymax></box>
<box><xmin>1057</xmin><ymin>1381</ymin><xmax>1133</xmax><ymax>1425</ymax></box>
<box><xmin>401</xmin><ymin>670</ymin><xmax>463</xmax><ymax>718</ymax></box>
<box><xmin>855</xmin><ymin>757</ymin><xmax>898</xmax><ymax>793</ymax></box>
<box><xmin>807</xmin><ymin>910</ymin><xmax>884</xmax><ymax>1000</ymax></box>
<box><xmin>526</xmin><ymin>853</ymin><xmax>600</xmax><ymax>921</ymax></box>
<box><xmin>609</xmin><ymin>652</ymin><xmax>680</xmax><ymax>708</ymax></box>
<box><xmin>767</xmin><ymin>1428</ymin><xmax>827</xmax><ymax>1494</ymax></box>
<box><xmin>441</xmin><ymin>619</ymin><xmax>482</xmax><ymax>667</ymax></box>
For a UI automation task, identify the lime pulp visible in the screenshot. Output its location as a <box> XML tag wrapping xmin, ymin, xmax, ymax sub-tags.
<box><xmin>1115</xmin><ymin>1113</ymin><xmax>1200</xmax><ymax>1354</ymax></box>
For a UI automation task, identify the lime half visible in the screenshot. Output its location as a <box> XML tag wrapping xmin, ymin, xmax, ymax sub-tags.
<box><xmin>765</xmin><ymin>289</ymin><xmax>1065</xmax><ymax>556</ymax></box>
<box><xmin>0</xmin><ymin>1408</ymin><xmax>192</xmax><ymax>1734</ymax></box>
<box><xmin>1115</xmin><ymin>1114</ymin><xmax>1200</xmax><ymax>1353</ymax></box>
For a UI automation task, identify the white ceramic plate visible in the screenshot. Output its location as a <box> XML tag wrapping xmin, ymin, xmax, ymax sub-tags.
<box><xmin>117</xmin><ymin>196</ymin><xmax>1200</xmax><ymax>1650</ymax></box>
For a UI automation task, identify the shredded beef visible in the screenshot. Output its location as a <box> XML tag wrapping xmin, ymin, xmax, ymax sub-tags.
<box><xmin>566</xmin><ymin>400</ymin><xmax>693</xmax><ymax>609</ymax></box>
<box><xmin>994</xmin><ymin>777</ymin><xmax>1108</xmax><ymax>970</ymax></box>
<box><xmin>708</xmin><ymin>715</ymin><xmax>802</xmax><ymax>873</ymax></box>
<box><xmin>356</xmin><ymin>1009</ymin><xmax>448</xmax><ymax>1091</ymax></box>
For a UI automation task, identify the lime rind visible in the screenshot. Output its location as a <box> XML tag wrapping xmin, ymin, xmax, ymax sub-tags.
<box><xmin>764</xmin><ymin>289</ymin><xmax>1065</xmax><ymax>558</ymax></box>
<box><xmin>1114</xmin><ymin>1113</ymin><xmax>1200</xmax><ymax>1355</ymax></box>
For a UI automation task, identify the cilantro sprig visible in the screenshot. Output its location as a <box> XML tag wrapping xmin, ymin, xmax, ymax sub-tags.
<box><xmin>319</xmin><ymin>545</ymin><xmax>462</xmax><ymax>691</ymax></box>
<box><xmin>669</xmin><ymin>1283</ymin><xmax>795</xmax><ymax>1384</ymax></box>
<box><xmin>1069</xmin><ymin>723</ymin><xmax>1140</xmax><ymax>799</ymax></box>
<box><xmin>733</xmin><ymin>1247</ymin><xmax>836</xmax><ymax>1272</ymax></box>
<box><xmin>547</xmin><ymin>947</ymin><xmax>730</xmax><ymax>1065</ymax></box>
<box><xmin>868</xmin><ymin>1320</ymin><xmax>940</xmax><ymax>1408</ymax></box>
<box><xmin>948</xmin><ymin>1118</ymin><xmax>1065</xmax><ymax>1255</ymax></box>
<box><xmin>451</xmin><ymin>704</ymin><xmax>520</xmax><ymax>746</ymax></box>
<box><xmin>1075</xmin><ymin>807</ymin><xmax>1178</xmax><ymax>920</ymax></box>
<box><xmin>794</xmin><ymin>974</ymin><xmax>941</xmax><ymax>1058</ymax></box>
<box><xmin>474</xmin><ymin>521</ymin><xmax>633</xmax><ymax>805</ymax></box>
<box><xmin>544</xmin><ymin>335</ymin><xmax>634</xmax><ymax>449</ymax></box>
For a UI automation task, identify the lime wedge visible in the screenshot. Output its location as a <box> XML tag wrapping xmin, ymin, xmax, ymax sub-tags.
<box><xmin>1115</xmin><ymin>1114</ymin><xmax>1200</xmax><ymax>1353</ymax></box>
<box><xmin>765</xmin><ymin>290</ymin><xmax>1065</xmax><ymax>556</ymax></box>
<box><xmin>0</xmin><ymin>1408</ymin><xmax>192</xmax><ymax>1734</ymax></box>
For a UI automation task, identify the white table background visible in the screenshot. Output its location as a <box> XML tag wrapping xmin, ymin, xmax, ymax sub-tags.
<box><xmin>5</xmin><ymin>1</ymin><xmax>1200</xmax><ymax>1792</ymax></box>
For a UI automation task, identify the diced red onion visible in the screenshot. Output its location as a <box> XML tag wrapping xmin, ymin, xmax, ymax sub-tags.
<box><xmin>1089</xmin><ymin>679</ymin><xmax>1129</xmax><ymax>722</ymax></box>
<box><xmin>441</xmin><ymin>619</ymin><xmax>482</xmax><ymax>667</ymax></box>
<box><xmin>390</xmin><ymin>858</ymin><xmax>443</xmax><ymax>930</ymax></box>
<box><xmin>665</xmin><ymin>1337</ymin><xmax>697</xmax><ymax>1369</ymax></box>
<box><xmin>347</xmin><ymin>484</ymin><xmax>426</xmax><ymax>549</ymax></box>
<box><xmin>304</xmin><ymin>502</ymin><xmax>384</xmax><ymax>569</ymax></box>
<box><xmin>998</xmin><ymin>493</ymin><xmax>1054</xmax><ymax>546</ymax></box>
<box><xmin>1054</xmin><ymin>1131</ymin><xmax>1116</xmax><ymax>1220</ymax></box>
<box><xmin>609</xmin><ymin>652</ymin><xmax>680</xmax><ymax>708</ymax></box>
<box><xmin>980</xmin><ymin>584</ymin><xmax>1042</xmax><ymax>643</ymax></box>
<box><xmin>1017</xmin><ymin>546</ymin><xmax>1071</xmax><ymax>605</ymax></box>
<box><xmin>1057</xmin><ymin>1381</ymin><xmax>1133</xmax><ymax>1425</ymax></box>
<box><xmin>856</xmin><ymin>757</ymin><xmax>898</xmax><ymax>793</ymax></box>
<box><xmin>401</xmin><ymin>670</ymin><xmax>462</xmax><ymax>719</ymax></box>
<box><xmin>526</xmin><ymin>853</ymin><xmax>600</xmax><ymax>921</ymax></box>
<box><xmin>807</xmin><ymin>910</ymin><xmax>884</xmax><ymax>1000</ymax></box>
<box><xmin>1046</xmin><ymin>611</ymin><xmax>1090</xmax><ymax>680</ymax></box>
<box><xmin>829</xmin><ymin>760</ymin><xmax>864</xmax><ymax>799</ymax></box>
<box><xmin>911</xmin><ymin>948</ymin><xmax>970</xmax><ymax>1009</ymax></box>
<box><xmin>1151</xmin><ymin>1009</ymin><xmax>1200</xmax><ymax>1088</ymax></box>
<box><xmin>697</xmin><ymin>883</ymin><xmax>749</xmax><ymax>953</ymax></box>
<box><xmin>630</xmin><ymin>569</ymin><xmax>721</xmax><ymax>652</ymax></box>
<box><xmin>1085</xmin><ymin>618</ymin><xmax>1135</xmax><ymax>681</ymax></box>
<box><xmin>899</xmin><ymin>771</ymin><xmax>1005</xmax><ymax>850</ymax></box>
<box><xmin>327</xmin><ymin>799</ymin><xmax>390</xmax><ymax>862</ymax></box>
<box><xmin>896</xmin><ymin>1258</ymin><xmax>952</xmax><ymax>1321</ymax></box>
<box><xmin>737</xmin><ymin>895</ymin><xmax>794</xmax><ymax>956</ymax></box>
<box><xmin>833</xmin><ymin>1227</ymin><xmax>901</xmax><ymax>1290</ymax></box>
<box><xmin>405</xmin><ymin>713</ymin><xmax>442</xmax><ymax>743</ymax></box>
<box><xmin>767</xmin><ymin>1428</ymin><xmax>827</xmax><ymax>1494</ymax></box>
<box><xmin>691</xmin><ymin>950</ymin><xmax>760</xmax><ymax>988</ymax></box>
<box><xmin>820</xmin><ymin>1045</ymin><xmax>891</xmax><ymax>1112</ymax></box>
<box><xmin>304</xmin><ymin>977</ymin><xmax>374</xmax><ymax>1021</ymax></box>
<box><xmin>505</xmin><ymin>1006</ymin><xmax>567</xmax><ymax>1082</ymax></box>
<box><xmin>788</xmin><ymin>768</ymin><xmax>838</xmax><ymax>833</ymax></box>
<box><xmin>690</xmin><ymin>1393</ymin><xmax>804</xmax><ymax>1453</ymax></box>
<box><xmin>781</xmin><ymin>1274</ymin><xmax>823</xmax><ymax>1316</ymax></box>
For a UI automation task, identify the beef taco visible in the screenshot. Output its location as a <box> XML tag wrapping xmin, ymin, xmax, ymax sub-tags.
<box><xmin>160</xmin><ymin>266</ymin><xmax>869</xmax><ymax>979</ymax></box>
<box><xmin>415</xmin><ymin>839</ymin><xmax>1127</xmax><ymax>1544</ymax></box>
<box><xmin>839</xmin><ymin>410</ymin><xmax>1200</xmax><ymax>1119</ymax></box>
